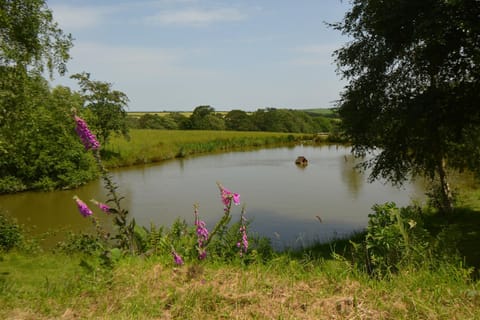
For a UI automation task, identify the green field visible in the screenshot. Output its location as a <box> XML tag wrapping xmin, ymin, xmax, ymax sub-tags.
<box><xmin>103</xmin><ymin>129</ymin><xmax>310</xmax><ymax>167</ymax></box>
<box><xmin>127</xmin><ymin>111</ymin><xmax>194</xmax><ymax>118</ymax></box>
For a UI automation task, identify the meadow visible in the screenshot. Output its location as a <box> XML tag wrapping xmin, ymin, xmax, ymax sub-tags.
<box><xmin>102</xmin><ymin>129</ymin><xmax>310</xmax><ymax>168</ymax></box>
<box><xmin>1</xmin><ymin>251</ymin><xmax>478</xmax><ymax>319</ymax></box>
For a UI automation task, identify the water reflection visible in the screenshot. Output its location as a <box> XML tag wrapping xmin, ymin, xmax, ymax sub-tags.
<box><xmin>0</xmin><ymin>145</ymin><xmax>426</xmax><ymax>248</ymax></box>
<box><xmin>340</xmin><ymin>153</ymin><xmax>366</xmax><ymax>199</ymax></box>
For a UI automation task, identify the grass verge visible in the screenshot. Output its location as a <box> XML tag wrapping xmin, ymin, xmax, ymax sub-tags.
<box><xmin>101</xmin><ymin>130</ymin><xmax>311</xmax><ymax>168</ymax></box>
<box><xmin>1</xmin><ymin>251</ymin><xmax>478</xmax><ymax>319</ymax></box>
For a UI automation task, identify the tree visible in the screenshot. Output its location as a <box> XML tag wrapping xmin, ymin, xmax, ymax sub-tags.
<box><xmin>0</xmin><ymin>0</ymin><xmax>76</xmax><ymax>192</ymax></box>
<box><xmin>72</xmin><ymin>72</ymin><xmax>129</xmax><ymax>146</ymax></box>
<box><xmin>331</xmin><ymin>0</ymin><xmax>480</xmax><ymax>212</ymax></box>
<box><xmin>0</xmin><ymin>0</ymin><xmax>72</xmax><ymax>75</ymax></box>
<box><xmin>190</xmin><ymin>105</ymin><xmax>225</xmax><ymax>130</ymax></box>
<box><xmin>225</xmin><ymin>110</ymin><xmax>256</xmax><ymax>131</ymax></box>
<box><xmin>1</xmin><ymin>0</ymin><xmax>73</xmax><ymax>143</ymax></box>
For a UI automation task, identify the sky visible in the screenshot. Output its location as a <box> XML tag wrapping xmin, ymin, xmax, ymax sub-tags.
<box><xmin>48</xmin><ymin>0</ymin><xmax>352</xmax><ymax>112</ymax></box>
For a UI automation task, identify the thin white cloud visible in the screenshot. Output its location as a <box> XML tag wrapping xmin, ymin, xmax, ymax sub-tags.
<box><xmin>69</xmin><ymin>42</ymin><xmax>181</xmax><ymax>73</ymax></box>
<box><xmin>50</xmin><ymin>5</ymin><xmax>108</xmax><ymax>30</ymax></box>
<box><xmin>145</xmin><ymin>8</ymin><xmax>246</xmax><ymax>26</ymax></box>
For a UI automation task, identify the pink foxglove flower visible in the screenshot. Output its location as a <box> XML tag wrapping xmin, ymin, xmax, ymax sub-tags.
<box><xmin>91</xmin><ymin>199</ymin><xmax>111</xmax><ymax>213</ymax></box>
<box><xmin>218</xmin><ymin>184</ymin><xmax>241</xmax><ymax>208</ymax></box>
<box><xmin>237</xmin><ymin>211</ymin><xmax>248</xmax><ymax>256</ymax></box>
<box><xmin>73</xmin><ymin>196</ymin><xmax>93</xmax><ymax>217</ymax></box>
<box><xmin>172</xmin><ymin>250</ymin><xmax>184</xmax><ymax>266</ymax></box>
<box><xmin>194</xmin><ymin>206</ymin><xmax>209</xmax><ymax>259</ymax></box>
<box><xmin>232</xmin><ymin>192</ymin><xmax>241</xmax><ymax>205</ymax></box>
<box><xmin>74</xmin><ymin>115</ymin><xmax>100</xmax><ymax>150</ymax></box>
<box><xmin>237</xmin><ymin>225</ymin><xmax>248</xmax><ymax>256</ymax></box>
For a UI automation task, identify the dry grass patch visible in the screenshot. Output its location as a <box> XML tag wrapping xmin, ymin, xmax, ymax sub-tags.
<box><xmin>1</xmin><ymin>254</ymin><xmax>479</xmax><ymax>319</ymax></box>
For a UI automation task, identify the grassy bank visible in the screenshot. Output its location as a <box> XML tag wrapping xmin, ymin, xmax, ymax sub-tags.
<box><xmin>1</xmin><ymin>251</ymin><xmax>478</xmax><ymax>319</ymax></box>
<box><xmin>102</xmin><ymin>129</ymin><xmax>311</xmax><ymax>168</ymax></box>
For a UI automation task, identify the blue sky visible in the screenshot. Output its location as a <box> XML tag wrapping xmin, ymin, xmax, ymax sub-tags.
<box><xmin>48</xmin><ymin>0</ymin><xmax>351</xmax><ymax>112</ymax></box>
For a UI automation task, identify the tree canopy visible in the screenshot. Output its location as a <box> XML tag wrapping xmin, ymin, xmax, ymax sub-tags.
<box><xmin>331</xmin><ymin>0</ymin><xmax>480</xmax><ymax>212</ymax></box>
<box><xmin>0</xmin><ymin>0</ymin><xmax>94</xmax><ymax>193</ymax></box>
<box><xmin>72</xmin><ymin>72</ymin><xmax>130</xmax><ymax>146</ymax></box>
<box><xmin>0</xmin><ymin>0</ymin><xmax>72</xmax><ymax>75</ymax></box>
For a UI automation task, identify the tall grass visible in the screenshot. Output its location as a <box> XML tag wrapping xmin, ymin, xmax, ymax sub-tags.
<box><xmin>103</xmin><ymin>129</ymin><xmax>307</xmax><ymax>168</ymax></box>
<box><xmin>1</xmin><ymin>251</ymin><xmax>478</xmax><ymax>319</ymax></box>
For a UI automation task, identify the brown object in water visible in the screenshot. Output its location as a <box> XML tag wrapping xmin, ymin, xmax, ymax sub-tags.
<box><xmin>295</xmin><ymin>156</ymin><xmax>308</xmax><ymax>166</ymax></box>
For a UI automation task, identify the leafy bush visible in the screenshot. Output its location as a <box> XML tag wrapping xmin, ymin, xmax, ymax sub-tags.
<box><xmin>351</xmin><ymin>202</ymin><xmax>430</xmax><ymax>277</ymax></box>
<box><xmin>0</xmin><ymin>212</ymin><xmax>24</xmax><ymax>251</ymax></box>
<box><xmin>55</xmin><ymin>232</ymin><xmax>105</xmax><ymax>255</ymax></box>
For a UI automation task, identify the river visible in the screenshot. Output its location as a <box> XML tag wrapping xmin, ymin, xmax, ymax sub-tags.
<box><xmin>0</xmin><ymin>145</ymin><xmax>426</xmax><ymax>248</ymax></box>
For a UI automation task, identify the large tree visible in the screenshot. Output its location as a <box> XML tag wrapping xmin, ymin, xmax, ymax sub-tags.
<box><xmin>72</xmin><ymin>72</ymin><xmax>129</xmax><ymax>146</ymax></box>
<box><xmin>0</xmin><ymin>0</ymin><xmax>79</xmax><ymax>192</ymax></box>
<box><xmin>331</xmin><ymin>0</ymin><xmax>480</xmax><ymax>212</ymax></box>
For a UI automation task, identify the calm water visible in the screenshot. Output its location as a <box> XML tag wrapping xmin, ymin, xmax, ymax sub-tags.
<box><xmin>0</xmin><ymin>145</ymin><xmax>425</xmax><ymax>248</ymax></box>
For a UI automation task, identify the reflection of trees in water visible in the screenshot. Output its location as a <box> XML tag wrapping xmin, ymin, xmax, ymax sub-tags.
<box><xmin>340</xmin><ymin>153</ymin><xmax>365</xmax><ymax>198</ymax></box>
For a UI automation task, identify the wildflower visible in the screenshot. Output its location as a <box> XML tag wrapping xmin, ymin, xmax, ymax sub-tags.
<box><xmin>218</xmin><ymin>183</ymin><xmax>241</xmax><ymax>208</ymax></box>
<box><xmin>74</xmin><ymin>115</ymin><xmax>100</xmax><ymax>150</ymax></box>
<box><xmin>232</xmin><ymin>192</ymin><xmax>241</xmax><ymax>205</ymax></box>
<box><xmin>73</xmin><ymin>196</ymin><xmax>93</xmax><ymax>217</ymax></box>
<box><xmin>237</xmin><ymin>225</ymin><xmax>248</xmax><ymax>256</ymax></box>
<box><xmin>91</xmin><ymin>199</ymin><xmax>111</xmax><ymax>213</ymax></box>
<box><xmin>198</xmin><ymin>250</ymin><xmax>207</xmax><ymax>260</ymax></box>
<box><xmin>237</xmin><ymin>209</ymin><xmax>248</xmax><ymax>256</ymax></box>
<box><xmin>194</xmin><ymin>206</ymin><xmax>209</xmax><ymax>259</ymax></box>
<box><xmin>172</xmin><ymin>250</ymin><xmax>184</xmax><ymax>266</ymax></box>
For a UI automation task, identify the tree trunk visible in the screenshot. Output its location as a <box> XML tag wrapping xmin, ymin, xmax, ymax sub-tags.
<box><xmin>437</xmin><ymin>157</ymin><xmax>454</xmax><ymax>214</ymax></box>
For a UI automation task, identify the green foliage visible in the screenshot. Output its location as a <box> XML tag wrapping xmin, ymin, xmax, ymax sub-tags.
<box><xmin>351</xmin><ymin>203</ymin><xmax>431</xmax><ymax>277</ymax></box>
<box><xmin>72</xmin><ymin>72</ymin><xmax>130</xmax><ymax>147</ymax></box>
<box><xmin>331</xmin><ymin>0</ymin><xmax>480</xmax><ymax>212</ymax></box>
<box><xmin>55</xmin><ymin>232</ymin><xmax>105</xmax><ymax>255</ymax></box>
<box><xmin>190</xmin><ymin>105</ymin><xmax>225</xmax><ymax>130</ymax></box>
<box><xmin>0</xmin><ymin>2</ymin><xmax>101</xmax><ymax>193</ymax></box>
<box><xmin>224</xmin><ymin>109</ymin><xmax>255</xmax><ymax>131</ymax></box>
<box><xmin>0</xmin><ymin>77</ymin><xmax>97</xmax><ymax>193</ymax></box>
<box><xmin>0</xmin><ymin>0</ymin><xmax>73</xmax><ymax>75</ymax></box>
<box><xmin>0</xmin><ymin>212</ymin><xmax>24</xmax><ymax>251</ymax></box>
<box><xmin>136</xmin><ymin>113</ymin><xmax>179</xmax><ymax>129</ymax></box>
<box><xmin>130</xmin><ymin>108</ymin><xmax>338</xmax><ymax>134</ymax></box>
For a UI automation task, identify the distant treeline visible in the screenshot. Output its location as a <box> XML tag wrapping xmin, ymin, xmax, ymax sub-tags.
<box><xmin>128</xmin><ymin>106</ymin><xmax>339</xmax><ymax>133</ymax></box>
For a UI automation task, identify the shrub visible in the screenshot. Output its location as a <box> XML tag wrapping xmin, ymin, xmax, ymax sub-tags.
<box><xmin>0</xmin><ymin>212</ymin><xmax>24</xmax><ymax>251</ymax></box>
<box><xmin>351</xmin><ymin>202</ymin><xmax>430</xmax><ymax>277</ymax></box>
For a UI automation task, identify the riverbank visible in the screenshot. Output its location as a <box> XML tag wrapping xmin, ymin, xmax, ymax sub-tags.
<box><xmin>1</xmin><ymin>249</ymin><xmax>478</xmax><ymax>319</ymax></box>
<box><xmin>101</xmin><ymin>129</ymin><xmax>320</xmax><ymax>168</ymax></box>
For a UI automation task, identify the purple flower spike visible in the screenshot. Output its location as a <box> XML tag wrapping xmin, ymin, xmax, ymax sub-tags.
<box><xmin>218</xmin><ymin>183</ymin><xmax>241</xmax><ymax>208</ymax></box>
<box><xmin>91</xmin><ymin>199</ymin><xmax>111</xmax><ymax>213</ymax></box>
<box><xmin>74</xmin><ymin>116</ymin><xmax>100</xmax><ymax>150</ymax></box>
<box><xmin>194</xmin><ymin>206</ymin><xmax>209</xmax><ymax>259</ymax></box>
<box><xmin>198</xmin><ymin>250</ymin><xmax>207</xmax><ymax>260</ymax></box>
<box><xmin>74</xmin><ymin>196</ymin><xmax>93</xmax><ymax>217</ymax></box>
<box><xmin>172</xmin><ymin>250</ymin><xmax>184</xmax><ymax>266</ymax></box>
<box><xmin>237</xmin><ymin>225</ymin><xmax>248</xmax><ymax>256</ymax></box>
<box><xmin>237</xmin><ymin>212</ymin><xmax>248</xmax><ymax>256</ymax></box>
<box><xmin>232</xmin><ymin>193</ymin><xmax>240</xmax><ymax>206</ymax></box>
